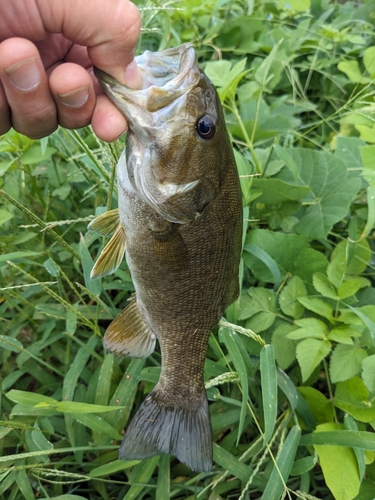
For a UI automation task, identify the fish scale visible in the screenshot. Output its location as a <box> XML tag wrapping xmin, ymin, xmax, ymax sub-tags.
<box><xmin>90</xmin><ymin>43</ymin><xmax>242</xmax><ymax>472</ymax></box>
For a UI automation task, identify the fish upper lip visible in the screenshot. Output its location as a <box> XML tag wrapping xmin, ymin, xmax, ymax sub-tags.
<box><xmin>93</xmin><ymin>43</ymin><xmax>200</xmax><ymax>116</ymax></box>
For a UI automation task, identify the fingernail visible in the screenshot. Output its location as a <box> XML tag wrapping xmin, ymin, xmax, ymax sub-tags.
<box><xmin>5</xmin><ymin>57</ymin><xmax>41</xmax><ymax>91</ymax></box>
<box><xmin>124</xmin><ymin>60</ymin><xmax>143</xmax><ymax>90</ymax></box>
<box><xmin>58</xmin><ymin>86</ymin><xmax>89</xmax><ymax>108</ymax></box>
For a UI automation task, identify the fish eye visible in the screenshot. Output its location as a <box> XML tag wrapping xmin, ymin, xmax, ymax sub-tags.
<box><xmin>196</xmin><ymin>115</ymin><xmax>216</xmax><ymax>140</ymax></box>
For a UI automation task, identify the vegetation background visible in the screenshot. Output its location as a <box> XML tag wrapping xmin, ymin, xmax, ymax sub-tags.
<box><xmin>1</xmin><ymin>0</ymin><xmax>375</xmax><ymax>498</ymax></box>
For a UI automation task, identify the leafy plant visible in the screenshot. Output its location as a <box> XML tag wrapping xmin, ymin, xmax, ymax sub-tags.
<box><xmin>1</xmin><ymin>0</ymin><xmax>375</xmax><ymax>499</ymax></box>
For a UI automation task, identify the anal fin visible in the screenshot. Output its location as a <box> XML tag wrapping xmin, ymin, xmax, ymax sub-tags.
<box><xmin>103</xmin><ymin>298</ymin><xmax>156</xmax><ymax>358</ymax></box>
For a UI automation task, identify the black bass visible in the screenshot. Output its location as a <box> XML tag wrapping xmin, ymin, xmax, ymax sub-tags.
<box><xmin>89</xmin><ymin>43</ymin><xmax>242</xmax><ymax>472</ymax></box>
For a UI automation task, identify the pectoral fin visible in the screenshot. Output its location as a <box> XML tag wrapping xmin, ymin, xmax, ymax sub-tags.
<box><xmin>90</xmin><ymin>225</ymin><xmax>126</xmax><ymax>279</ymax></box>
<box><xmin>88</xmin><ymin>208</ymin><xmax>120</xmax><ymax>237</ymax></box>
<box><xmin>104</xmin><ymin>298</ymin><xmax>156</xmax><ymax>358</ymax></box>
<box><xmin>151</xmin><ymin>229</ymin><xmax>189</xmax><ymax>270</ymax></box>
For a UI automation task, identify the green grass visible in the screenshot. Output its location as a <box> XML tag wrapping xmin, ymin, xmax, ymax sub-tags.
<box><xmin>1</xmin><ymin>0</ymin><xmax>375</xmax><ymax>499</ymax></box>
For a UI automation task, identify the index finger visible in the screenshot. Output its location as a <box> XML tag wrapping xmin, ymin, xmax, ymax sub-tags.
<box><xmin>2</xmin><ymin>0</ymin><xmax>142</xmax><ymax>87</ymax></box>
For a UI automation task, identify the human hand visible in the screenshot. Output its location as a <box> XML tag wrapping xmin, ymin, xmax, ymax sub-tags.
<box><xmin>0</xmin><ymin>0</ymin><xmax>142</xmax><ymax>141</ymax></box>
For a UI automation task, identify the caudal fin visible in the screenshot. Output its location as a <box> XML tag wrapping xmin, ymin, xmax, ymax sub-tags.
<box><xmin>119</xmin><ymin>388</ymin><xmax>212</xmax><ymax>472</ymax></box>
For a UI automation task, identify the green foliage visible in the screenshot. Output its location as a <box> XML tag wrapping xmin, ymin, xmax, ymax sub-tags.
<box><xmin>1</xmin><ymin>0</ymin><xmax>375</xmax><ymax>499</ymax></box>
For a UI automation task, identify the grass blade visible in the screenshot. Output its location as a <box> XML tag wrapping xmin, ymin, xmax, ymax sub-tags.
<box><xmin>156</xmin><ymin>454</ymin><xmax>170</xmax><ymax>500</ymax></box>
<box><xmin>261</xmin><ymin>425</ymin><xmax>301</xmax><ymax>500</ymax></box>
<box><xmin>261</xmin><ymin>344</ymin><xmax>277</xmax><ymax>445</ymax></box>
<box><xmin>124</xmin><ymin>456</ymin><xmax>159</xmax><ymax>500</ymax></box>
<box><xmin>219</xmin><ymin>327</ymin><xmax>249</xmax><ymax>444</ymax></box>
<box><xmin>244</xmin><ymin>243</ymin><xmax>281</xmax><ymax>288</ymax></box>
<box><xmin>300</xmin><ymin>430</ymin><xmax>375</xmax><ymax>449</ymax></box>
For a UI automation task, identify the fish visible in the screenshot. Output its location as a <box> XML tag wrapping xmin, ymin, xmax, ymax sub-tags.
<box><xmin>89</xmin><ymin>43</ymin><xmax>243</xmax><ymax>472</ymax></box>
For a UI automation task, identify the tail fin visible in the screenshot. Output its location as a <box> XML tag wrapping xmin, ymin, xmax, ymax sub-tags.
<box><xmin>119</xmin><ymin>388</ymin><xmax>212</xmax><ymax>472</ymax></box>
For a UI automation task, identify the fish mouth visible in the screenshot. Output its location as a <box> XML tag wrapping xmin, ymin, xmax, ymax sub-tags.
<box><xmin>94</xmin><ymin>43</ymin><xmax>200</xmax><ymax>132</ymax></box>
<box><xmin>94</xmin><ymin>44</ymin><xmax>206</xmax><ymax>224</ymax></box>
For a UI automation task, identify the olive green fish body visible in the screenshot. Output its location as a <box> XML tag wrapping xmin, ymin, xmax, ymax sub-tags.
<box><xmin>92</xmin><ymin>44</ymin><xmax>242</xmax><ymax>472</ymax></box>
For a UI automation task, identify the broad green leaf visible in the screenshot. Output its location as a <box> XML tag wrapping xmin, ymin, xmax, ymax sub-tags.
<box><xmin>204</xmin><ymin>60</ymin><xmax>235</xmax><ymax>87</ymax></box>
<box><xmin>261</xmin><ymin>426</ymin><xmax>301</xmax><ymax>500</ymax></box>
<box><xmin>356</xmin><ymin>124</ymin><xmax>375</xmax><ymax>144</ymax></box>
<box><xmin>297</xmin><ymin>296</ymin><xmax>334</xmax><ymax>322</ymax></box>
<box><xmin>363</xmin><ymin>46</ymin><xmax>375</xmax><ymax>77</ymax></box>
<box><xmin>292</xmin><ymin>248</ymin><xmax>329</xmax><ymax>284</ymax></box>
<box><xmin>359</xmin><ymin>144</ymin><xmax>375</xmax><ymax>187</ymax></box>
<box><xmin>251</xmin><ymin>178</ymin><xmax>309</xmax><ymax>203</ymax></box>
<box><xmin>0</xmin><ymin>159</ymin><xmax>14</xmax><ymax>176</ymax></box>
<box><xmin>244</xmin><ymin>229</ymin><xmax>308</xmax><ymax>283</ymax></box>
<box><xmin>338</xmin><ymin>60</ymin><xmax>369</xmax><ymax>83</ymax></box>
<box><xmin>327</xmin><ymin>249</ymin><xmax>346</xmax><ymax>288</ymax></box>
<box><xmin>260</xmin><ymin>345</ymin><xmax>277</xmax><ymax>445</ymax></box>
<box><xmin>20</xmin><ymin>144</ymin><xmax>57</xmax><ymax>165</ymax></box>
<box><xmin>334</xmin><ymin>136</ymin><xmax>365</xmax><ymax>172</ymax></box>
<box><xmin>255</xmin><ymin>39</ymin><xmax>284</xmax><ymax>87</ymax></box>
<box><xmin>279</xmin><ymin>276</ymin><xmax>307</xmax><ymax>319</ymax></box>
<box><xmin>282</xmin><ymin>149</ymin><xmax>361</xmax><ymax>239</ymax></box>
<box><xmin>335</xmin><ymin>377</ymin><xmax>375</xmax><ymax>422</ymax></box>
<box><xmin>288</xmin><ymin>318</ymin><xmax>329</xmax><ymax>340</ymax></box>
<box><xmin>327</xmin><ymin>326</ymin><xmax>360</xmax><ymax>345</ymax></box>
<box><xmin>0</xmin><ymin>209</ymin><xmax>13</xmax><ymax>226</ymax></box>
<box><xmin>362</xmin><ymin>354</ymin><xmax>375</xmax><ymax>392</ymax></box>
<box><xmin>329</xmin><ymin>344</ymin><xmax>367</xmax><ymax>383</ymax></box>
<box><xmin>331</xmin><ymin>240</ymin><xmax>372</xmax><ymax>276</ymax></box>
<box><xmin>313</xmin><ymin>423</ymin><xmax>361</xmax><ymax>500</ymax></box>
<box><xmin>313</xmin><ymin>272</ymin><xmax>338</xmax><ymax>300</ymax></box>
<box><xmin>338</xmin><ymin>278</ymin><xmax>369</xmax><ymax>299</ymax></box>
<box><xmin>296</xmin><ymin>338</ymin><xmax>331</xmax><ymax>382</ymax></box>
<box><xmin>241</xmin><ymin>287</ymin><xmax>276</xmax><ymax>332</ymax></box>
<box><xmin>272</xmin><ymin>324</ymin><xmax>298</xmax><ymax>370</ymax></box>
<box><xmin>297</xmin><ymin>387</ymin><xmax>333</xmax><ymax>424</ymax></box>
<box><xmin>274</xmin><ymin>144</ymin><xmax>299</xmax><ymax>181</ymax></box>
<box><xmin>276</xmin><ymin>0</ymin><xmax>310</xmax><ymax>10</ymax></box>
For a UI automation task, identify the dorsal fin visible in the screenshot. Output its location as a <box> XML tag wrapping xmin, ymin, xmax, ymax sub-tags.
<box><xmin>90</xmin><ymin>225</ymin><xmax>126</xmax><ymax>279</ymax></box>
<box><xmin>104</xmin><ymin>298</ymin><xmax>156</xmax><ymax>358</ymax></box>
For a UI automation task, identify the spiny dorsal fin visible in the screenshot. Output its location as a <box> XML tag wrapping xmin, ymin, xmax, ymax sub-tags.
<box><xmin>103</xmin><ymin>298</ymin><xmax>156</xmax><ymax>358</ymax></box>
<box><xmin>90</xmin><ymin>225</ymin><xmax>126</xmax><ymax>279</ymax></box>
<box><xmin>88</xmin><ymin>208</ymin><xmax>120</xmax><ymax>238</ymax></box>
